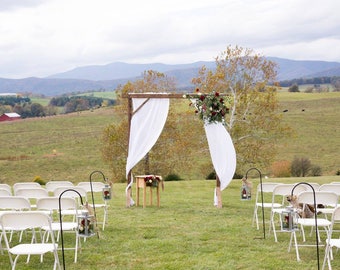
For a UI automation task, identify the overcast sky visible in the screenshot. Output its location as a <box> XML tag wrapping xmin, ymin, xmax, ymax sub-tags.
<box><xmin>0</xmin><ymin>0</ymin><xmax>339</xmax><ymax>79</ymax></box>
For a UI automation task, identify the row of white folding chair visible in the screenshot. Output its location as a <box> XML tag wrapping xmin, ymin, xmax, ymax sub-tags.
<box><xmin>13</xmin><ymin>182</ymin><xmax>41</xmax><ymax>192</ymax></box>
<box><xmin>0</xmin><ymin>211</ymin><xmax>61</xmax><ymax>270</ymax></box>
<box><xmin>0</xmin><ymin>196</ymin><xmax>81</xmax><ymax>263</ymax></box>
<box><xmin>288</xmin><ymin>191</ymin><xmax>339</xmax><ymax>262</ymax></box>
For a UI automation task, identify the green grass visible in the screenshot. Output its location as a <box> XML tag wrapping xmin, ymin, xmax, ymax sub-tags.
<box><xmin>1</xmin><ymin>177</ymin><xmax>340</xmax><ymax>269</ymax></box>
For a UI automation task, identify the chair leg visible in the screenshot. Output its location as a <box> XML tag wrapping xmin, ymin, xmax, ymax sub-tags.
<box><xmin>253</xmin><ymin>206</ymin><xmax>259</xmax><ymax>229</ymax></box>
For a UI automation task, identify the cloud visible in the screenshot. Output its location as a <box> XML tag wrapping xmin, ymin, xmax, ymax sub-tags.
<box><xmin>0</xmin><ymin>0</ymin><xmax>339</xmax><ymax>78</ymax></box>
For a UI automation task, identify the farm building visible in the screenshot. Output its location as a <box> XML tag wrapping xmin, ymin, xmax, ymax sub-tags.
<box><xmin>0</xmin><ymin>113</ymin><xmax>21</xmax><ymax>122</ymax></box>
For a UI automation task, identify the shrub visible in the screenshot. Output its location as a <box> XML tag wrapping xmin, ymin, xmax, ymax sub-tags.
<box><xmin>336</xmin><ymin>170</ymin><xmax>340</xmax><ymax>176</ymax></box>
<box><xmin>291</xmin><ymin>156</ymin><xmax>312</xmax><ymax>177</ymax></box>
<box><xmin>271</xmin><ymin>160</ymin><xmax>291</xmax><ymax>177</ymax></box>
<box><xmin>164</xmin><ymin>174</ymin><xmax>182</xmax><ymax>181</ymax></box>
<box><xmin>288</xmin><ymin>83</ymin><xmax>299</xmax><ymax>92</ymax></box>
<box><xmin>310</xmin><ymin>165</ymin><xmax>322</xmax><ymax>176</ymax></box>
<box><xmin>206</xmin><ymin>171</ymin><xmax>216</xmax><ymax>180</ymax></box>
<box><xmin>33</xmin><ymin>175</ymin><xmax>46</xmax><ymax>185</ymax></box>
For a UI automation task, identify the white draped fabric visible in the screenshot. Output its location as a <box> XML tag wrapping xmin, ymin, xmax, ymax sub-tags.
<box><xmin>204</xmin><ymin>122</ymin><xmax>236</xmax><ymax>191</ymax></box>
<box><xmin>126</xmin><ymin>98</ymin><xmax>170</xmax><ymax>178</ymax></box>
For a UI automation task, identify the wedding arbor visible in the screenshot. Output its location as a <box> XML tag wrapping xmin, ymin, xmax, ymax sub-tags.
<box><xmin>125</xmin><ymin>92</ymin><xmax>236</xmax><ymax>208</ymax></box>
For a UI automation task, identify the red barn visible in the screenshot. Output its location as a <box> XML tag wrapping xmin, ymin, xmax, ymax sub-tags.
<box><xmin>0</xmin><ymin>113</ymin><xmax>21</xmax><ymax>122</ymax></box>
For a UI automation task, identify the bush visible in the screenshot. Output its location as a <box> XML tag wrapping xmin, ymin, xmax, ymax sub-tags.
<box><xmin>33</xmin><ymin>175</ymin><xmax>46</xmax><ymax>185</ymax></box>
<box><xmin>336</xmin><ymin>170</ymin><xmax>340</xmax><ymax>176</ymax></box>
<box><xmin>271</xmin><ymin>160</ymin><xmax>291</xmax><ymax>177</ymax></box>
<box><xmin>291</xmin><ymin>156</ymin><xmax>312</xmax><ymax>177</ymax></box>
<box><xmin>206</xmin><ymin>171</ymin><xmax>216</xmax><ymax>180</ymax></box>
<box><xmin>310</xmin><ymin>165</ymin><xmax>322</xmax><ymax>176</ymax></box>
<box><xmin>164</xmin><ymin>174</ymin><xmax>182</xmax><ymax>181</ymax></box>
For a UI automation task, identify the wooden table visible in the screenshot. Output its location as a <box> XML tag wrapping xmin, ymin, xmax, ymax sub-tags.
<box><xmin>135</xmin><ymin>175</ymin><xmax>162</xmax><ymax>208</ymax></box>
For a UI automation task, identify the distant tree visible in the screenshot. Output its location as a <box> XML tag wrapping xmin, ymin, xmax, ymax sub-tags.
<box><xmin>288</xmin><ymin>83</ymin><xmax>299</xmax><ymax>92</ymax></box>
<box><xmin>192</xmin><ymin>45</ymin><xmax>292</xmax><ymax>173</ymax></box>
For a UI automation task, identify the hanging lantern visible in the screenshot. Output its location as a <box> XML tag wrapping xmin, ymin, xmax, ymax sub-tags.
<box><xmin>78</xmin><ymin>211</ymin><xmax>95</xmax><ymax>237</ymax></box>
<box><xmin>102</xmin><ymin>184</ymin><xmax>112</xmax><ymax>200</ymax></box>
<box><xmin>281</xmin><ymin>207</ymin><xmax>298</xmax><ymax>231</ymax></box>
<box><xmin>241</xmin><ymin>177</ymin><xmax>251</xmax><ymax>200</ymax></box>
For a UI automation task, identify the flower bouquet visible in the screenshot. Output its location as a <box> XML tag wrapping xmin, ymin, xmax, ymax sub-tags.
<box><xmin>144</xmin><ymin>175</ymin><xmax>161</xmax><ymax>187</ymax></box>
<box><xmin>184</xmin><ymin>89</ymin><xmax>230</xmax><ymax>124</ymax></box>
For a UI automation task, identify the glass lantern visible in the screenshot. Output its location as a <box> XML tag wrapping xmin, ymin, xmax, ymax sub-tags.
<box><xmin>281</xmin><ymin>207</ymin><xmax>298</xmax><ymax>231</ymax></box>
<box><xmin>78</xmin><ymin>211</ymin><xmax>95</xmax><ymax>237</ymax></box>
<box><xmin>241</xmin><ymin>184</ymin><xmax>251</xmax><ymax>200</ymax></box>
<box><xmin>102</xmin><ymin>184</ymin><xmax>112</xmax><ymax>200</ymax></box>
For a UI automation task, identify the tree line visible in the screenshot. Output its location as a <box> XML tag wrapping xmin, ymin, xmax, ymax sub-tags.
<box><xmin>0</xmin><ymin>95</ymin><xmax>115</xmax><ymax>118</ymax></box>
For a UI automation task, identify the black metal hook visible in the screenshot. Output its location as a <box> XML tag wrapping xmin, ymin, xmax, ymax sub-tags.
<box><xmin>291</xmin><ymin>182</ymin><xmax>319</xmax><ymax>270</ymax></box>
<box><xmin>245</xmin><ymin>167</ymin><xmax>265</xmax><ymax>239</ymax></box>
<box><xmin>58</xmin><ymin>188</ymin><xmax>84</xmax><ymax>270</ymax></box>
<box><xmin>89</xmin><ymin>170</ymin><xmax>108</xmax><ymax>237</ymax></box>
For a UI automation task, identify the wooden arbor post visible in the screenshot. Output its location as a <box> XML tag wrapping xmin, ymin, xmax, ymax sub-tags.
<box><xmin>124</xmin><ymin>92</ymin><xmax>224</xmax><ymax>208</ymax></box>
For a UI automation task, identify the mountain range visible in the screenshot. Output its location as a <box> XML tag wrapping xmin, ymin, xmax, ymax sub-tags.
<box><xmin>1</xmin><ymin>57</ymin><xmax>340</xmax><ymax>96</ymax></box>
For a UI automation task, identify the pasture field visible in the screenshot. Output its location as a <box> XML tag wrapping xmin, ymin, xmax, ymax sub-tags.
<box><xmin>0</xmin><ymin>177</ymin><xmax>340</xmax><ymax>269</ymax></box>
<box><xmin>1</xmin><ymin>91</ymin><xmax>339</xmax><ymax>184</ymax></box>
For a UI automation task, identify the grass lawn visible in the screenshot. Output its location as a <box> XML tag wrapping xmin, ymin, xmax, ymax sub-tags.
<box><xmin>1</xmin><ymin>177</ymin><xmax>340</xmax><ymax>269</ymax></box>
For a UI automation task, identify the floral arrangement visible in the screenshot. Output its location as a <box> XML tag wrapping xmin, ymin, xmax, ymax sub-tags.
<box><xmin>184</xmin><ymin>89</ymin><xmax>230</xmax><ymax>124</ymax></box>
<box><xmin>144</xmin><ymin>175</ymin><xmax>161</xmax><ymax>187</ymax></box>
<box><xmin>79</xmin><ymin>217</ymin><xmax>94</xmax><ymax>235</ymax></box>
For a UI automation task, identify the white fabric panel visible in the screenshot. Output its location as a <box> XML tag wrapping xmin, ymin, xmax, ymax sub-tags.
<box><xmin>204</xmin><ymin>122</ymin><xmax>236</xmax><ymax>191</ymax></box>
<box><xmin>126</xmin><ymin>98</ymin><xmax>170</xmax><ymax>177</ymax></box>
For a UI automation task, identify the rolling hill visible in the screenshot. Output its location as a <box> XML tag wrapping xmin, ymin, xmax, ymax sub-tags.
<box><xmin>0</xmin><ymin>57</ymin><xmax>340</xmax><ymax>96</ymax></box>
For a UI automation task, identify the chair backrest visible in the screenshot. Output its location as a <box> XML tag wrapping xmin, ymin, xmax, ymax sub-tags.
<box><xmin>36</xmin><ymin>197</ymin><xmax>77</xmax><ymax>211</ymax></box>
<box><xmin>0</xmin><ymin>211</ymin><xmax>52</xmax><ymax>231</ymax></box>
<box><xmin>0</xmin><ymin>188</ymin><xmax>12</xmax><ymax>196</ymax></box>
<box><xmin>53</xmin><ymin>186</ymin><xmax>87</xmax><ymax>200</ymax></box>
<box><xmin>273</xmin><ymin>184</ymin><xmax>306</xmax><ymax>197</ymax></box>
<box><xmin>14</xmin><ymin>187</ymin><xmax>49</xmax><ymax>198</ymax></box>
<box><xmin>0</xmin><ymin>196</ymin><xmax>31</xmax><ymax>210</ymax></box>
<box><xmin>319</xmin><ymin>184</ymin><xmax>340</xmax><ymax>195</ymax></box>
<box><xmin>77</xmin><ymin>181</ymin><xmax>106</xmax><ymax>192</ymax></box>
<box><xmin>45</xmin><ymin>181</ymin><xmax>74</xmax><ymax>192</ymax></box>
<box><xmin>13</xmin><ymin>182</ymin><xmax>41</xmax><ymax>192</ymax></box>
<box><xmin>257</xmin><ymin>183</ymin><xmax>281</xmax><ymax>193</ymax></box>
<box><xmin>295</xmin><ymin>182</ymin><xmax>320</xmax><ymax>192</ymax></box>
<box><xmin>298</xmin><ymin>191</ymin><xmax>338</xmax><ymax>206</ymax></box>
<box><xmin>0</xmin><ymin>184</ymin><xmax>12</xmax><ymax>194</ymax></box>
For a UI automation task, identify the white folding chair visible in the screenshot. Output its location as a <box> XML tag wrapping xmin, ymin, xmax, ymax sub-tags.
<box><xmin>0</xmin><ymin>196</ymin><xmax>32</xmax><ymax>243</ymax></box>
<box><xmin>269</xmin><ymin>184</ymin><xmax>306</xmax><ymax>242</ymax></box>
<box><xmin>0</xmin><ymin>188</ymin><xmax>12</xmax><ymax>196</ymax></box>
<box><xmin>323</xmin><ymin>206</ymin><xmax>340</xmax><ymax>270</ymax></box>
<box><xmin>77</xmin><ymin>181</ymin><xmax>110</xmax><ymax>230</ymax></box>
<box><xmin>36</xmin><ymin>197</ymin><xmax>80</xmax><ymax>263</ymax></box>
<box><xmin>45</xmin><ymin>181</ymin><xmax>74</xmax><ymax>193</ymax></box>
<box><xmin>252</xmin><ymin>182</ymin><xmax>282</xmax><ymax>230</ymax></box>
<box><xmin>13</xmin><ymin>182</ymin><xmax>41</xmax><ymax>192</ymax></box>
<box><xmin>318</xmin><ymin>184</ymin><xmax>340</xmax><ymax>216</ymax></box>
<box><xmin>288</xmin><ymin>191</ymin><xmax>338</xmax><ymax>261</ymax></box>
<box><xmin>14</xmin><ymin>187</ymin><xmax>49</xmax><ymax>208</ymax></box>
<box><xmin>0</xmin><ymin>184</ymin><xmax>12</xmax><ymax>194</ymax></box>
<box><xmin>0</xmin><ymin>211</ymin><xmax>60</xmax><ymax>270</ymax></box>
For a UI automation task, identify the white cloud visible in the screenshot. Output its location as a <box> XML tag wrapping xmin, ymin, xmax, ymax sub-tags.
<box><xmin>0</xmin><ymin>0</ymin><xmax>339</xmax><ymax>78</ymax></box>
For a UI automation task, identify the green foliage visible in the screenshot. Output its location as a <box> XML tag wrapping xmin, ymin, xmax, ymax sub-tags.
<box><xmin>164</xmin><ymin>173</ymin><xmax>182</xmax><ymax>181</ymax></box>
<box><xmin>33</xmin><ymin>175</ymin><xmax>46</xmax><ymax>185</ymax></box>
